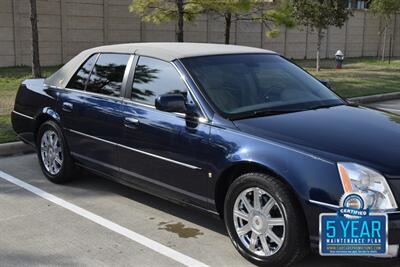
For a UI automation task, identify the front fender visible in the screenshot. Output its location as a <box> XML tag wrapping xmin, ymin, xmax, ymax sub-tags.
<box><xmin>209</xmin><ymin>126</ymin><xmax>343</xmax><ymax>208</ymax></box>
<box><xmin>209</xmin><ymin>126</ymin><xmax>344</xmax><ymax>242</ymax></box>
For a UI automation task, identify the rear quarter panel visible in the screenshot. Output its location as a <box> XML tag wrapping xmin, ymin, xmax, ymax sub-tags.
<box><xmin>12</xmin><ymin>79</ymin><xmax>59</xmax><ymax>144</ymax></box>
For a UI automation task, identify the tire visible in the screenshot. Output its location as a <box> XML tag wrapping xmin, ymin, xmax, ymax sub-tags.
<box><xmin>36</xmin><ymin>120</ymin><xmax>76</xmax><ymax>183</ymax></box>
<box><xmin>224</xmin><ymin>172</ymin><xmax>308</xmax><ymax>267</ymax></box>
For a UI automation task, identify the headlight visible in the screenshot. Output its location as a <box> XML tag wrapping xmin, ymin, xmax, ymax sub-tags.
<box><xmin>337</xmin><ymin>162</ymin><xmax>398</xmax><ymax>210</ymax></box>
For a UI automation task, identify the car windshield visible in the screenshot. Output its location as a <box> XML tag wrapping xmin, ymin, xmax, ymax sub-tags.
<box><xmin>181</xmin><ymin>54</ymin><xmax>345</xmax><ymax>119</ymax></box>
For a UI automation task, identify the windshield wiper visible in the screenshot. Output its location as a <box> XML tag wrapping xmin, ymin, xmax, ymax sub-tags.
<box><xmin>230</xmin><ymin>109</ymin><xmax>305</xmax><ymax>120</ymax></box>
<box><xmin>230</xmin><ymin>103</ymin><xmax>346</xmax><ymax>120</ymax></box>
<box><xmin>309</xmin><ymin>103</ymin><xmax>344</xmax><ymax>110</ymax></box>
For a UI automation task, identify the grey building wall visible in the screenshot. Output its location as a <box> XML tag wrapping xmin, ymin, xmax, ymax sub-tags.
<box><xmin>0</xmin><ymin>0</ymin><xmax>399</xmax><ymax>67</ymax></box>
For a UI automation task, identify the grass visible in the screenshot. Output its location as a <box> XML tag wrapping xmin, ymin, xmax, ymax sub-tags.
<box><xmin>0</xmin><ymin>66</ymin><xmax>59</xmax><ymax>114</ymax></box>
<box><xmin>0</xmin><ymin>59</ymin><xmax>399</xmax><ymax>143</ymax></box>
<box><xmin>296</xmin><ymin>58</ymin><xmax>400</xmax><ymax>98</ymax></box>
<box><xmin>0</xmin><ymin>66</ymin><xmax>58</xmax><ymax>143</ymax></box>
<box><xmin>0</xmin><ymin>115</ymin><xmax>18</xmax><ymax>143</ymax></box>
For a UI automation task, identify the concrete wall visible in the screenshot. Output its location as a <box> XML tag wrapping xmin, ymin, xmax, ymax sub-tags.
<box><xmin>1</xmin><ymin>0</ymin><xmax>399</xmax><ymax>67</ymax></box>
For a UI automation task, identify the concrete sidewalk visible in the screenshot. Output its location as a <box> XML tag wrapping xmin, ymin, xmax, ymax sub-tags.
<box><xmin>368</xmin><ymin>99</ymin><xmax>400</xmax><ymax>115</ymax></box>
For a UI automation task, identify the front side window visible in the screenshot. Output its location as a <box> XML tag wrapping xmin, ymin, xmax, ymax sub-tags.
<box><xmin>66</xmin><ymin>53</ymin><xmax>98</xmax><ymax>90</ymax></box>
<box><xmin>181</xmin><ymin>54</ymin><xmax>344</xmax><ymax>119</ymax></box>
<box><xmin>131</xmin><ymin>56</ymin><xmax>187</xmax><ymax>106</ymax></box>
<box><xmin>86</xmin><ymin>53</ymin><xmax>130</xmax><ymax>97</ymax></box>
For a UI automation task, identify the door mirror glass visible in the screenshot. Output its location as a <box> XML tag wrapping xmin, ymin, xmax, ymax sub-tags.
<box><xmin>155</xmin><ymin>94</ymin><xmax>187</xmax><ymax>113</ymax></box>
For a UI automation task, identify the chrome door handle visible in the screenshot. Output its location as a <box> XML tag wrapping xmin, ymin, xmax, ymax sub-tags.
<box><xmin>62</xmin><ymin>102</ymin><xmax>73</xmax><ymax>112</ymax></box>
<box><xmin>124</xmin><ymin>117</ymin><xmax>140</xmax><ymax>128</ymax></box>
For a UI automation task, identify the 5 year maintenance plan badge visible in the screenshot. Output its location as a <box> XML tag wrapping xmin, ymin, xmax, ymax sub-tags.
<box><xmin>320</xmin><ymin>192</ymin><xmax>388</xmax><ymax>256</ymax></box>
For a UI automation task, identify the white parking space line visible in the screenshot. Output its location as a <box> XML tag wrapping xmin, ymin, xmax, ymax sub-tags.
<box><xmin>0</xmin><ymin>170</ymin><xmax>209</xmax><ymax>267</ymax></box>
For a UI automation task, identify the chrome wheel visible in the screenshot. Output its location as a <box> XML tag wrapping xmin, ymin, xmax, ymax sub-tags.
<box><xmin>40</xmin><ymin>129</ymin><xmax>63</xmax><ymax>175</ymax></box>
<box><xmin>233</xmin><ymin>187</ymin><xmax>286</xmax><ymax>257</ymax></box>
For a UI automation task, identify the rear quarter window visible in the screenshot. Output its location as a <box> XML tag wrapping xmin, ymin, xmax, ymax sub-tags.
<box><xmin>66</xmin><ymin>54</ymin><xmax>98</xmax><ymax>90</ymax></box>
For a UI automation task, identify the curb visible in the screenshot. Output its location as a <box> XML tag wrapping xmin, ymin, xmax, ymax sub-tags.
<box><xmin>348</xmin><ymin>92</ymin><xmax>400</xmax><ymax>104</ymax></box>
<box><xmin>0</xmin><ymin>141</ymin><xmax>35</xmax><ymax>157</ymax></box>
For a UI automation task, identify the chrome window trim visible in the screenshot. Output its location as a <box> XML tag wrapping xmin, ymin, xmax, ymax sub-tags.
<box><xmin>67</xmin><ymin>129</ymin><xmax>202</xmax><ymax>170</ymax></box>
<box><xmin>62</xmin><ymin>87</ymin><xmax>124</xmax><ymax>101</ymax></box>
<box><xmin>12</xmin><ymin>110</ymin><xmax>35</xmax><ymax>120</ymax></box>
<box><xmin>121</xmin><ymin>98</ymin><xmax>209</xmax><ymax>125</ymax></box>
<box><xmin>176</xmin><ymin>59</ymin><xmax>214</xmax><ymax>119</ymax></box>
<box><xmin>61</xmin><ymin>52</ymin><xmax>99</xmax><ymax>91</ymax></box>
<box><xmin>60</xmin><ymin>53</ymin><xmax>209</xmax><ymax>122</ymax></box>
<box><xmin>170</xmin><ymin>61</ymin><xmax>209</xmax><ymax>122</ymax></box>
<box><xmin>84</xmin><ymin>53</ymin><xmax>101</xmax><ymax>91</ymax></box>
<box><xmin>123</xmin><ymin>98</ymin><xmax>155</xmax><ymax>110</ymax></box>
<box><xmin>120</xmin><ymin>54</ymin><xmax>135</xmax><ymax>99</ymax></box>
<box><xmin>61</xmin><ymin>53</ymin><xmax>133</xmax><ymax>101</ymax></box>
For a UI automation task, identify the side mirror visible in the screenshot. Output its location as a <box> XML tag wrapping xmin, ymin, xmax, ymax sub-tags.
<box><xmin>155</xmin><ymin>93</ymin><xmax>187</xmax><ymax>113</ymax></box>
<box><xmin>320</xmin><ymin>80</ymin><xmax>331</xmax><ymax>89</ymax></box>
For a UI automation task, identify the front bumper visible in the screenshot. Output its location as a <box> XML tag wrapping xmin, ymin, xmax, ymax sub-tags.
<box><xmin>383</xmin><ymin>212</ymin><xmax>400</xmax><ymax>257</ymax></box>
<box><xmin>388</xmin><ymin>212</ymin><xmax>400</xmax><ymax>245</ymax></box>
<box><xmin>376</xmin><ymin>245</ymin><xmax>399</xmax><ymax>258</ymax></box>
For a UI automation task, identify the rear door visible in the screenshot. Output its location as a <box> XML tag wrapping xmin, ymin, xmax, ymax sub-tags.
<box><xmin>118</xmin><ymin>56</ymin><xmax>213</xmax><ymax>207</ymax></box>
<box><xmin>58</xmin><ymin>53</ymin><xmax>133</xmax><ymax>176</ymax></box>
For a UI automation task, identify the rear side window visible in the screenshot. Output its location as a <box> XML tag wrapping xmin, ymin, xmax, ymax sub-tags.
<box><xmin>131</xmin><ymin>56</ymin><xmax>187</xmax><ymax>106</ymax></box>
<box><xmin>66</xmin><ymin>54</ymin><xmax>98</xmax><ymax>90</ymax></box>
<box><xmin>86</xmin><ymin>53</ymin><xmax>130</xmax><ymax>97</ymax></box>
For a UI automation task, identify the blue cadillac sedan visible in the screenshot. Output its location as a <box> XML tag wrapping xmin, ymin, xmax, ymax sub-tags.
<box><xmin>12</xmin><ymin>43</ymin><xmax>400</xmax><ymax>266</ymax></box>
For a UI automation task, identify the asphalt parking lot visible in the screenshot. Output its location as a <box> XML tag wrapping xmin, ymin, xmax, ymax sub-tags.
<box><xmin>0</xmin><ymin>153</ymin><xmax>395</xmax><ymax>267</ymax></box>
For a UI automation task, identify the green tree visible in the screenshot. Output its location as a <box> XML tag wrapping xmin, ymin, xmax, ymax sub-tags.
<box><xmin>257</xmin><ymin>0</ymin><xmax>296</xmax><ymax>38</ymax></box>
<box><xmin>291</xmin><ymin>0</ymin><xmax>350</xmax><ymax>72</ymax></box>
<box><xmin>201</xmin><ymin>0</ymin><xmax>251</xmax><ymax>44</ymax></box>
<box><xmin>129</xmin><ymin>0</ymin><xmax>203</xmax><ymax>42</ymax></box>
<box><xmin>202</xmin><ymin>0</ymin><xmax>295</xmax><ymax>44</ymax></box>
<box><xmin>237</xmin><ymin>0</ymin><xmax>296</xmax><ymax>40</ymax></box>
<box><xmin>370</xmin><ymin>0</ymin><xmax>400</xmax><ymax>61</ymax></box>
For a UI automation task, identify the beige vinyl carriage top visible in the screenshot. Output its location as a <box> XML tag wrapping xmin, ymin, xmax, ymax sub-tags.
<box><xmin>45</xmin><ymin>42</ymin><xmax>276</xmax><ymax>89</ymax></box>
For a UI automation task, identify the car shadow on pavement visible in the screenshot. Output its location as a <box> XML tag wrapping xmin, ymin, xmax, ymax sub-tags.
<box><xmin>67</xmin><ymin>169</ymin><xmax>228</xmax><ymax>235</ymax></box>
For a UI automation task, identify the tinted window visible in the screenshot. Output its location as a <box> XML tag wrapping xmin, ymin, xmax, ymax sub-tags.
<box><xmin>66</xmin><ymin>54</ymin><xmax>97</xmax><ymax>90</ymax></box>
<box><xmin>86</xmin><ymin>53</ymin><xmax>130</xmax><ymax>97</ymax></box>
<box><xmin>131</xmin><ymin>57</ymin><xmax>187</xmax><ymax>106</ymax></box>
<box><xmin>182</xmin><ymin>54</ymin><xmax>343</xmax><ymax>117</ymax></box>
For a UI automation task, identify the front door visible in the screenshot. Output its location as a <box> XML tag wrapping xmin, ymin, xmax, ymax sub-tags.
<box><xmin>118</xmin><ymin>56</ymin><xmax>212</xmax><ymax>208</ymax></box>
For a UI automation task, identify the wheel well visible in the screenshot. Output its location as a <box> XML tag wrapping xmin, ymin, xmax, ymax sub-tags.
<box><xmin>214</xmin><ymin>162</ymin><xmax>300</xmax><ymax>218</ymax></box>
<box><xmin>214</xmin><ymin>162</ymin><xmax>310</xmax><ymax>245</ymax></box>
<box><xmin>34</xmin><ymin>114</ymin><xmax>56</xmax><ymax>142</ymax></box>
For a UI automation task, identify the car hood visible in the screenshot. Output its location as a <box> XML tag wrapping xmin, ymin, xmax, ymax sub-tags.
<box><xmin>233</xmin><ymin>105</ymin><xmax>400</xmax><ymax>177</ymax></box>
